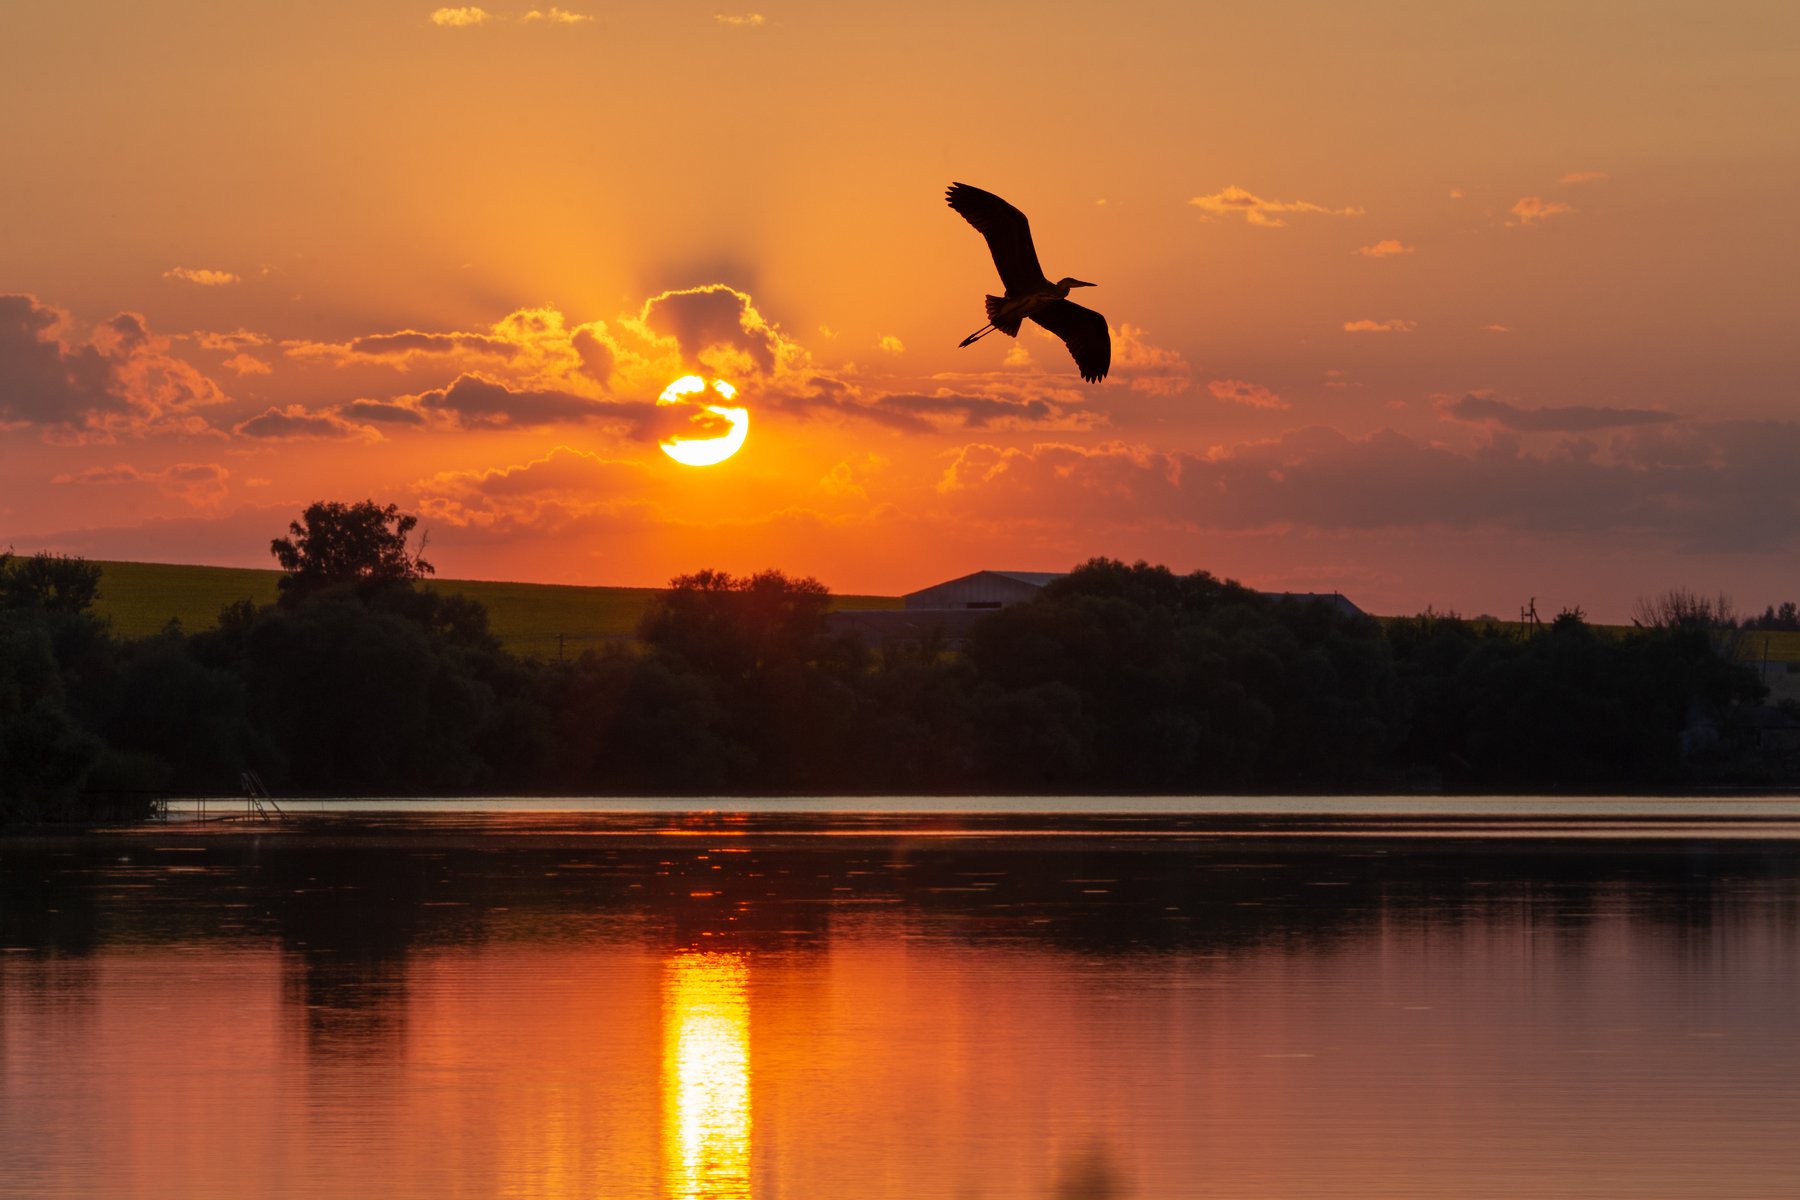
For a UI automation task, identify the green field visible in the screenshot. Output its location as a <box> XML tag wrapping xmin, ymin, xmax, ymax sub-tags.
<box><xmin>89</xmin><ymin>560</ymin><xmax>902</xmax><ymax>659</ymax></box>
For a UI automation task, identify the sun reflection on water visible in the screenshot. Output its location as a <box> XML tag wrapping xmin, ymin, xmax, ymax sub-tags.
<box><xmin>662</xmin><ymin>951</ymin><xmax>752</xmax><ymax>1199</ymax></box>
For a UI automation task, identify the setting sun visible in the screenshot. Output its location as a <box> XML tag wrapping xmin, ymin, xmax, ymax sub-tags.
<box><xmin>658</xmin><ymin>376</ymin><xmax>749</xmax><ymax>468</ymax></box>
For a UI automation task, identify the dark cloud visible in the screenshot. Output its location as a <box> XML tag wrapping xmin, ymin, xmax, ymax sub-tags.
<box><xmin>639</xmin><ymin>285</ymin><xmax>780</xmax><ymax>373</ymax></box>
<box><xmin>0</xmin><ymin>295</ymin><xmax>227</xmax><ymax>436</ymax></box>
<box><xmin>343</xmin><ymin>398</ymin><xmax>429</xmax><ymax>426</ymax></box>
<box><xmin>571</xmin><ymin>327</ymin><xmax>614</xmax><ymax>384</ymax></box>
<box><xmin>347</xmin><ymin>331</ymin><xmax>520</xmax><ymax>360</ymax></box>
<box><xmin>0</xmin><ymin>294</ymin><xmax>121</xmax><ymax>426</ymax></box>
<box><xmin>414</xmin><ymin>373</ymin><xmax>654</xmax><ymax>430</ymax></box>
<box><xmin>870</xmin><ymin>390</ymin><xmax>1062</xmax><ymax>432</ymax></box>
<box><xmin>235</xmin><ymin>406</ymin><xmax>374</xmax><ymax>440</ymax></box>
<box><xmin>1441</xmin><ymin>393</ymin><xmax>1679</xmax><ymax>432</ymax></box>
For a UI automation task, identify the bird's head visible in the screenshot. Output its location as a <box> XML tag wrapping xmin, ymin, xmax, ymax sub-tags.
<box><xmin>1058</xmin><ymin>277</ymin><xmax>1097</xmax><ymax>290</ymax></box>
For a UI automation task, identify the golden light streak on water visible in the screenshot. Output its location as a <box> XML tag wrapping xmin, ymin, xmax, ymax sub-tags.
<box><xmin>662</xmin><ymin>951</ymin><xmax>752</xmax><ymax>1199</ymax></box>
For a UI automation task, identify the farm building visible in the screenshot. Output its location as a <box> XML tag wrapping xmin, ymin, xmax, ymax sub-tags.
<box><xmin>831</xmin><ymin>570</ymin><xmax>1365</xmax><ymax>647</ymax></box>
<box><xmin>903</xmin><ymin>570</ymin><xmax>1064</xmax><ymax>611</ymax></box>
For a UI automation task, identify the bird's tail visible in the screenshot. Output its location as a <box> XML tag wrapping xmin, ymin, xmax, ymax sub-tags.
<box><xmin>984</xmin><ymin>295</ymin><xmax>1023</xmax><ymax>337</ymax></box>
<box><xmin>960</xmin><ymin>296</ymin><xmax>1021</xmax><ymax>347</ymax></box>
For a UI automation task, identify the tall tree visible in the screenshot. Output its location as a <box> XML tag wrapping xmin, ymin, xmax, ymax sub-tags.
<box><xmin>269</xmin><ymin>501</ymin><xmax>433</xmax><ymax>602</ymax></box>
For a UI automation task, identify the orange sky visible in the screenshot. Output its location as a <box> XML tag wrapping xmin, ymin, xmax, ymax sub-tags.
<box><xmin>3</xmin><ymin>1</ymin><xmax>1797</xmax><ymax>619</ymax></box>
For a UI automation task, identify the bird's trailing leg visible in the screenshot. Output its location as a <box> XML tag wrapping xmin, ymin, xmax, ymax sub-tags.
<box><xmin>960</xmin><ymin>295</ymin><xmax>1025</xmax><ymax>348</ymax></box>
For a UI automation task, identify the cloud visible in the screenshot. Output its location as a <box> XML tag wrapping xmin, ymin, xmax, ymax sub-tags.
<box><xmin>1438</xmin><ymin>393</ymin><xmax>1680</xmax><ymax>432</ymax></box>
<box><xmin>164</xmin><ymin>267</ymin><xmax>240</xmax><ymax>287</ymax></box>
<box><xmin>52</xmin><ymin>461</ymin><xmax>230</xmax><ymax>506</ymax></box>
<box><xmin>0</xmin><ymin>294</ymin><xmax>228</xmax><ymax>438</ymax></box>
<box><xmin>274</xmin><ymin>291</ymin><xmax>838</xmax><ymax>433</ymax></box>
<box><xmin>714</xmin><ymin>12</ymin><xmax>766</xmax><ymax>25</ymax></box>
<box><xmin>1188</xmin><ymin>186</ymin><xmax>1363</xmax><ymax>228</ymax></box>
<box><xmin>342</xmin><ymin>398</ymin><xmax>429</xmax><ymax>426</ymax></box>
<box><xmin>935</xmin><ymin>422</ymin><xmax>1800</xmax><ymax>552</ymax></box>
<box><xmin>633</xmin><ymin>284</ymin><xmax>791</xmax><ymax>376</ymax></box>
<box><xmin>1508</xmin><ymin>196</ymin><xmax>1574</xmax><ymax>226</ymax></box>
<box><xmin>0</xmin><ymin>294</ymin><xmax>115</xmax><ymax>427</ymax></box>
<box><xmin>1480</xmin><ymin>324</ymin><xmax>1512</xmax><ymax>334</ymax></box>
<box><xmin>430</xmin><ymin>7</ymin><xmax>492</xmax><ymax>26</ymax></box>
<box><xmin>234</xmin><ymin>405</ymin><xmax>378</xmax><ymax>441</ymax></box>
<box><xmin>223</xmin><ymin>353</ymin><xmax>271</xmax><ymax>375</ymax></box>
<box><xmin>864</xmin><ymin>389</ymin><xmax>1074</xmax><ymax>433</ymax></box>
<box><xmin>1107</xmin><ymin>324</ymin><xmax>1192</xmax><ymax>395</ymax></box>
<box><xmin>878</xmin><ymin>335</ymin><xmax>905</xmax><ymax>354</ymax></box>
<box><xmin>414</xmin><ymin>445</ymin><xmax>656</xmax><ymax>530</ymax></box>
<box><xmin>522</xmin><ymin>7</ymin><xmax>592</xmax><ymax>22</ymax></box>
<box><xmin>286</xmin><ymin>328</ymin><xmax>521</xmax><ymax>367</ymax></box>
<box><xmin>1343</xmin><ymin>318</ymin><xmax>1416</xmax><ymax>333</ymax></box>
<box><xmin>1207</xmin><ymin>379</ymin><xmax>1289</xmax><ymax>410</ymax></box>
<box><xmin>351</xmin><ymin>331</ymin><xmax>522</xmax><ymax>361</ymax></box>
<box><xmin>1560</xmin><ymin>170</ymin><xmax>1609</xmax><ymax>185</ymax></box>
<box><xmin>412</xmin><ymin>372</ymin><xmax>655</xmax><ymax>432</ymax></box>
<box><xmin>1358</xmin><ymin>240</ymin><xmax>1415</xmax><ymax>258</ymax></box>
<box><xmin>938</xmin><ymin>441</ymin><xmax>1182</xmax><ymax>523</ymax></box>
<box><xmin>193</xmin><ymin>329</ymin><xmax>270</xmax><ymax>352</ymax></box>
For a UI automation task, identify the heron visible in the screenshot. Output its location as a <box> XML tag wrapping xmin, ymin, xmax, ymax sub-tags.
<box><xmin>945</xmin><ymin>182</ymin><xmax>1110</xmax><ymax>383</ymax></box>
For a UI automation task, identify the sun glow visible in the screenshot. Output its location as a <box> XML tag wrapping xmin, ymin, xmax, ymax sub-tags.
<box><xmin>658</xmin><ymin>375</ymin><xmax>749</xmax><ymax>467</ymax></box>
<box><xmin>662</xmin><ymin>951</ymin><xmax>752</xmax><ymax>1199</ymax></box>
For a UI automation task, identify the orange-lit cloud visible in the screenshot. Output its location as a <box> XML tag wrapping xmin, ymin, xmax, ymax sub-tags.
<box><xmin>192</xmin><ymin>329</ymin><xmax>270</xmax><ymax>352</ymax></box>
<box><xmin>878</xmin><ymin>335</ymin><xmax>905</xmax><ymax>354</ymax></box>
<box><xmin>1560</xmin><ymin>170</ymin><xmax>1609</xmax><ymax>185</ymax></box>
<box><xmin>1358</xmin><ymin>240</ymin><xmax>1415</xmax><ymax>258</ymax></box>
<box><xmin>1343</xmin><ymin>318</ymin><xmax>1416</xmax><ymax>333</ymax></box>
<box><xmin>1207</xmin><ymin>379</ymin><xmax>1288</xmax><ymax>410</ymax></box>
<box><xmin>1508</xmin><ymin>197</ymin><xmax>1573</xmax><ymax>226</ymax></box>
<box><xmin>223</xmin><ymin>354</ymin><xmax>272</xmax><ymax>375</ymax></box>
<box><xmin>164</xmin><ymin>267</ymin><xmax>240</xmax><ymax>287</ymax></box>
<box><xmin>714</xmin><ymin>13</ymin><xmax>766</xmax><ymax>26</ymax></box>
<box><xmin>1480</xmin><ymin>324</ymin><xmax>1512</xmax><ymax>334</ymax></box>
<box><xmin>1107</xmin><ymin>325</ymin><xmax>1191</xmax><ymax>395</ymax></box>
<box><xmin>430</xmin><ymin>7</ymin><xmax>492</xmax><ymax>27</ymax></box>
<box><xmin>1188</xmin><ymin>185</ymin><xmax>1363</xmax><ymax>227</ymax></box>
<box><xmin>522</xmin><ymin>7</ymin><xmax>592</xmax><ymax>23</ymax></box>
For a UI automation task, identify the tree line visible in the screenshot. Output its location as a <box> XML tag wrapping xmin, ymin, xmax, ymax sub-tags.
<box><xmin>2</xmin><ymin>502</ymin><xmax>1790</xmax><ymax>821</ymax></box>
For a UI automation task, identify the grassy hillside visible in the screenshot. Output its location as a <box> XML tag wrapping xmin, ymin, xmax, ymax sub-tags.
<box><xmin>89</xmin><ymin>560</ymin><xmax>901</xmax><ymax>659</ymax></box>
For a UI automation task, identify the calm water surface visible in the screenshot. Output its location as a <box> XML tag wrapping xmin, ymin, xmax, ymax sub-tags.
<box><xmin>4</xmin><ymin>802</ymin><xmax>1799</xmax><ymax>1199</ymax></box>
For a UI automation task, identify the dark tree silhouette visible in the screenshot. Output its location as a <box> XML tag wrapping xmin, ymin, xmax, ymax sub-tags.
<box><xmin>270</xmin><ymin>500</ymin><xmax>433</xmax><ymax>602</ymax></box>
<box><xmin>639</xmin><ymin>568</ymin><xmax>831</xmax><ymax>678</ymax></box>
<box><xmin>0</xmin><ymin>551</ymin><xmax>102</xmax><ymax>614</ymax></box>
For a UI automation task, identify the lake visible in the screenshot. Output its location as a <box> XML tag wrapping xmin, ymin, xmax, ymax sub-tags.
<box><xmin>4</xmin><ymin>800</ymin><xmax>1799</xmax><ymax>1198</ymax></box>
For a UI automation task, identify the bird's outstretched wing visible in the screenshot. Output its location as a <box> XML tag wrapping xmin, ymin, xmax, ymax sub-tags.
<box><xmin>1030</xmin><ymin>300</ymin><xmax>1110</xmax><ymax>383</ymax></box>
<box><xmin>946</xmin><ymin>183</ymin><xmax>1047</xmax><ymax>296</ymax></box>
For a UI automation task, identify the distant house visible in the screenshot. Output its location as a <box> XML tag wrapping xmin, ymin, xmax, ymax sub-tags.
<box><xmin>1262</xmin><ymin>591</ymin><xmax>1367</xmax><ymax>620</ymax></box>
<box><xmin>830</xmin><ymin>569</ymin><xmax>1365</xmax><ymax>647</ymax></box>
<box><xmin>903</xmin><ymin>570</ymin><xmax>1065</xmax><ymax>611</ymax></box>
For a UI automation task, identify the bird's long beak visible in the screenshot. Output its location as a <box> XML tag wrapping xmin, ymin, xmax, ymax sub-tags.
<box><xmin>1069</xmin><ymin>279</ymin><xmax>1097</xmax><ymax>288</ymax></box>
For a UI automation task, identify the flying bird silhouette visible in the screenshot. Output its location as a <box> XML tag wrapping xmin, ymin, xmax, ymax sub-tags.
<box><xmin>946</xmin><ymin>182</ymin><xmax>1110</xmax><ymax>383</ymax></box>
